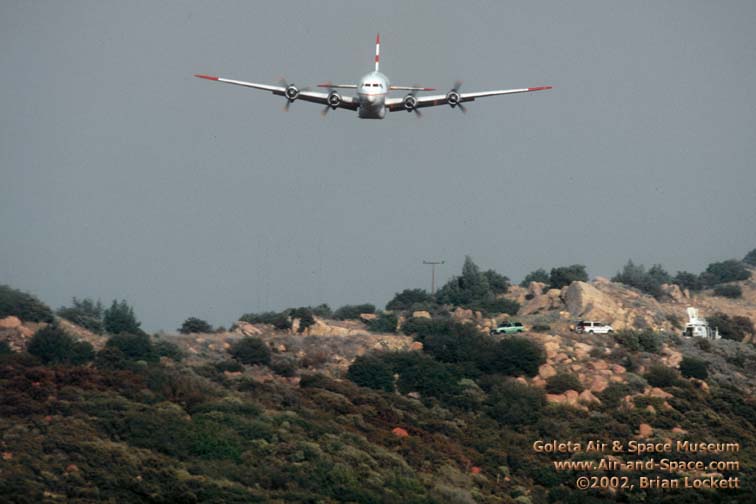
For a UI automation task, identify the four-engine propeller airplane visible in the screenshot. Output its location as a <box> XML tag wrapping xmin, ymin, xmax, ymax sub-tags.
<box><xmin>195</xmin><ymin>34</ymin><xmax>552</xmax><ymax>119</ymax></box>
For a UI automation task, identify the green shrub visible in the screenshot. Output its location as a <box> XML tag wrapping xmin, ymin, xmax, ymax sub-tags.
<box><xmin>483</xmin><ymin>269</ymin><xmax>511</xmax><ymax>294</ymax></box>
<box><xmin>614</xmin><ymin>329</ymin><xmax>662</xmax><ymax>353</ymax></box>
<box><xmin>103</xmin><ymin>299</ymin><xmax>142</xmax><ymax>334</ymax></box>
<box><xmin>238</xmin><ymin>311</ymin><xmax>291</xmax><ymax>330</ymax></box>
<box><xmin>229</xmin><ymin>337</ymin><xmax>271</xmax><ymax>365</ymax></box>
<box><xmin>0</xmin><ymin>285</ymin><xmax>54</xmax><ymax>322</ymax></box>
<box><xmin>333</xmin><ymin>304</ymin><xmax>375</xmax><ymax>320</ymax></box>
<box><xmin>744</xmin><ymin>248</ymin><xmax>756</xmax><ymax>266</ymax></box>
<box><xmin>310</xmin><ymin>304</ymin><xmax>332</xmax><ymax>318</ymax></box>
<box><xmin>346</xmin><ymin>355</ymin><xmax>395</xmax><ymax>392</ymax></box>
<box><xmin>386</xmin><ymin>289</ymin><xmax>433</xmax><ymax>311</ymax></box>
<box><xmin>612</xmin><ymin>260</ymin><xmax>670</xmax><ymax>298</ymax></box>
<box><xmin>178</xmin><ymin>317</ymin><xmax>213</xmax><ymax>334</ymax></box>
<box><xmin>435</xmin><ymin>256</ymin><xmax>511</xmax><ymax>309</ymax></box>
<box><xmin>154</xmin><ymin>339</ymin><xmax>185</xmax><ymax>361</ymax></box>
<box><xmin>27</xmin><ymin>324</ymin><xmax>93</xmax><ymax>365</ymax></box>
<box><xmin>481</xmin><ymin>337</ymin><xmax>546</xmax><ymax>377</ymax></box>
<box><xmin>0</xmin><ymin>341</ymin><xmax>12</xmax><ymax>354</ymax></box>
<box><xmin>700</xmin><ymin>259</ymin><xmax>750</xmax><ymax>286</ymax></box>
<box><xmin>270</xmin><ymin>357</ymin><xmax>297</xmax><ymax>377</ymax></box>
<box><xmin>644</xmin><ymin>365</ymin><xmax>679</xmax><ymax>387</ymax></box>
<box><xmin>549</xmin><ymin>265</ymin><xmax>588</xmax><ymax>289</ymax></box>
<box><xmin>365</xmin><ymin>312</ymin><xmax>398</xmax><ymax>333</ymax></box>
<box><xmin>674</xmin><ymin>271</ymin><xmax>703</xmax><ymax>292</ymax></box>
<box><xmin>214</xmin><ymin>360</ymin><xmax>243</xmax><ymax>373</ymax></box>
<box><xmin>706</xmin><ymin>313</ymin><xmax>754</xmax><ymax>342</ymax></box>
<box><xmin>401</xmin><ymin>317</ymin><xmax>454</xmax><ymax>340</ymax></box>
<box><xmin>422</xmin><ymin>323</ymin><xmax>490</xmax><ymax>365</ymax></box>
<box><xmin>57</xmin><ymin>297</ymin><xmax>104</xmax><ymax>333</ymax></box>
<box><xmin>679</xmin><ymin>356</ymin><xmax>708</xmax><ymax>380</ymax></box>
<box><xmin>94</xmin><ymin>347</ymin><xmax>127</xmax><ymax>370</ymax></box>
<box><xmin>106</xmin><ymin>333</ymin><xmax>157</xmax><ymax>362</ymax></box>
<box><xmin>713</xmin><ymin>285</ymin><xmax>742</xmax><ymax>299</ymax></box>
<box><xmin>471</xmin><ymin>297</ymin><xmax>520</xmax><ymax>316</ymax></box>
<box><xmin>520</xmin><ymin>268</ymin><xmax>550</xmax><ymax>288</ymax></box>
<box><xmin>486</xmin><ymin>379</ymin><xmax>545</xmax><ymax>425</ymax></box>
<box><xmin>290</xmin><ymin>307</ymin><xmax>315</xmax><ymax>333</ymax></box>
<box><xmin>545</xmin><ymin>372</ymin><xmax>584</xmax><ymax>394</ymax></box>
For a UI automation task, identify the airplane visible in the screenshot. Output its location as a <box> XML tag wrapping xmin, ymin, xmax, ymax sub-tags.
<box><xmin>194</xmin><ymin>34</ymin><xmax>552</xmax><ymax>119</ymax></box>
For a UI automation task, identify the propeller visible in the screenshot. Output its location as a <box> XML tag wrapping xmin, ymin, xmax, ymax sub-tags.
<box><xmin>278</xmin><ymin>77</ymin><xmax>309</xmax><ymax>112</ymax></box>
<box><xmin>447</xmin><ymin>80</ymin><xmax>467</xmax><ymax>113</ymax></box>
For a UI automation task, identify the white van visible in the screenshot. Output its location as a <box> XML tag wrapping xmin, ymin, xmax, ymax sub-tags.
<box><xmin>575</xmin><ymin>320</ymin><xmax>613</xmax><ymax>334</ymax></box>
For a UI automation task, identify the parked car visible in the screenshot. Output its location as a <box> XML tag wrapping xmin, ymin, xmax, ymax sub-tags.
<box><xmin>490</xmin><ymin>322</ymin><xmax>526</xmax><ymax>335</ymax></box>
<box><xmin>574</xmin><ymin>320</ymin><xmax>613</xmax><ymax>334</ymax></box>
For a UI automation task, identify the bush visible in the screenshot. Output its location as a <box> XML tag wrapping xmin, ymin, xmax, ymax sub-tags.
<box><xmin>700</xmin><ymin>259</ymin><xmax>750</xmax><ymax>286</ymax></box>
<box><xmin>531</xmin><ymin>324</ymin><xmax>551</xmax><ymax>333</ymax></box>
<box><xmin>178</xmin><ymin>317</ymin><xmax>213</xmax><ymax>334</ymax></box>
<box><xmin>155</xmin><ymin>339</ymin><xmax>185</xmax><ymax>361</ymax></box>
<box><xmin>0</xmin><ymin>341</ymin><xmax>11</xmax><ymax>355</ymax></box>
<box><xmin>270</xmin><ymin>357</ymin><xmax>297</xmax><ymax>377</ymax></box>
<box><xmin>229</xmin><ymin>337</ymin><xmax>271</xmax><ymax>365</ymax></box>
<box><xmin>27</xmin><ymin>324</ymin><xmax>93</xmax><ymax>365</ymax></box>
<box><xmin>391</xmin><ymin>353</ymin><xmax>462</xmax><ymax>400</ymax></box>
<box><xmin>365</xmin><ymin>313</ymin><xmax>398</xmax><ymax>333</ymax></box>
<box><xmin>289</xmin><ymin>307</ymin><xmax>315</xmax><ymax>333</ymax></box>
<box><xmin>519</xmin><ymin>268</ymin><xmax>550</xmax><ymax>288</ymax></box>
<box><xmin>644</xmin><ymin>365</ymin><xmax>680</xmax><ymax>388</ymax></box>
<box><xmin>706</xmin><ymin>313</ymin><xmax>754</xmax><ymax>342</ymax></box>
<box><xmin>57</xmin><ymin>297</ymin><xmax>104</xmax><ymax>333</ymax></box>
<box><xmin>422</xmin><ymin>323</ymin><xmax>490</xmax><ymax>366</ymax></box>
<box><xmin>470</xmin><ymin>297</ymin><xmax>520</xmax><ymax>316</ymax></box>
<box><xmin>310</xmin><ymin>304</ymin><xmax>333</xmax><ymax>318</ymax></box>
<box><xmin>0</xmin><ymin>285</ymin><xmax>54</xmax><ymax>322</ymax></box>
<box><xmin>545</xmin><ymin>372</ymin><xmax>584</xmax><ymax>394</ymax></box>
<box><xmin>346</xmin><ymin>355</ymin><xmax>395</xmax><ymax>392</ymax></box>
<box><xmin>679</xmin><ymin>356</ymin><xmax>708</xmax><ymax>380</ymax></box>
<box><xmin>713</xmin><ymin>285</ymin><xmax>742</xmax><ymax>299</ymax></box>
<box><xmin>238</xmin><ymin>311</ymin><xmax>291</xmax><ymax>330</ymax></box>
<box><xmin>612</xmin><ymin>260</ymin><xmax>670</xmax><ymax>298</ymax></box>
<box><xmin>614</xmin><ymin>329</ymin><xmax>662</xmax><ymax>353</ymax></box>
<box><xmin>744</xmin><ymin>248</ymin><xmax>756</xmax><ymax>266</ymax></box>
<box><xmin>103</xmin><ymin>300</ymin><xmax>143</xmax><ymax>335</ymax></box>
<box><xmin>486</xmin><ymin>379</ymin><xmax>545</xmax><ymax>425</ymax></box>
<box><xmin>94</xmin><ymin>347</ymin><xmax>127</xmax><ymax>370</ymax></box>
<box><xmin>549</xmin><ymin>265</ymin><xmax>588</xmax><ymax>289</ymax></box>
<box><xmin>483</xmin><ymin>269</ymin><xmax>510</xmax><ymax>294</ymax></box>
<box><xmin>386</xmin><ymin>289</ymin><xmax>433</xmax><ymax>311</ymax></box>
<box><xmin>106</xmin><ymin>333</ymin><xmax>157</xmax><ymax>362</ymax></box>
<box><xmin>333</xmin><ymin>304</ymin><xmax>375</xmax><ymax>320</ymax></box>
<box><xmin>481</xmin><ymin>337</ymin><xmax>546</xmax><ymax>377</ymax></box>
<box><xmin>435</xmin><ymin>257</ymin><xmax>511</xmax><ymax>310</ymax></box>
<box><xmin>674</xmin><ymin>271</ymin><xmax>703</xmax><ymax>292</ymax></box>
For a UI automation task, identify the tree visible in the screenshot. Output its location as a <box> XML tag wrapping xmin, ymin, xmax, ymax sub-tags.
<box><xmin>549</xmin><ymin>265</ymin><xmax>588</xmax><ymax>289</ymax></box>
<box><xmin>743</xmin><ymin>248</ymin><xmax>756</xmax><ymax>266</ymax></box>
<box><xmin>103</xmin><ymin>300</ymin><xmax>142</xmax><ymax>335</ymax></box>
<box><xmin>700</xmin><ymin>260</ymin><xmax>751</xmax><ymax>286</ymax></box>
<box><xmin>674</xmin><ymin>271</ymin><xmax>703</xmax><ymax>292</ymax></box>
<box><xmin>645</xmin><ymin>365</ymin><xmax>680</xmax><ymax>387</ymax></box>
<box><xmin>27</xmin><ymin>324</ymin><xmax>93</xmax><ymax>365</ymax></box>
<box><xmin>520</xmin><ymin>268</ymin><xmax>550</xmax><ymax>287</ymax></box>
<box><xmin>706</xmin><ymin>313</ymin><xmax>754</xmax><ymax>342</ymax></box>
<box><xmin>106</xmin><ymin>333</ymin><xmax>157</xmax><ymax>362</ymax></box>
<box><xmin>385</xmin><ymin>289</ymin><xmax>433</xmax><ymax>311</ymax></box>
<box><xmin>333</xmin><ymin>304</ymin><xmax>375</xmax><ymax>320</ymax></box>
<box><xmin>289</xmin><ymin>307</ymin><xmax>315</xmax><ymax>333</ymax></box>
<box><xmin>545</xmin><ymin>372</ymin><xmax>584</xmax><ymax>394</ymax></box>
<box><xmin>57</xmin><ymin>297</ymin><xmax>104</xmax><ymax>333</ymax></box>
<box><xmin>435</xmin><ymin>257</ymin><xmax>513</xmax><ymax>315</ymax></box>
<box><xmin>612</xmin><ymin>260</ymin><xmax>669</xmax><ymax>298</ymax></box>
<box><xmin>365</xmin><ymin>313</ymin><xmax>398</xmax><ymax>333</ymax></box>
<box><xmin>679</xmin><ymin>356</ymin><xmax>708</xmax><ymax>380</ymax></box>
<box><xmin>482</xmin><ymin>270</ymin><xmax>510</xmax><ymax>295</ymax></box>
<box><xmin>713</xmin><ymin>285</ymin><xmax>742</xmax><ymax>299</ymax></box>
<box><xmin>486</xmin><ymin>380</ymin><xmax>545</xmax><ymax>426</ymax></box>
<box><xmin>178</xmin><ymin>317</ymin><xmax>213</xmax><ymax>334</ymax></box>
<box><xmin>481</xmin><ymin>337</ymin><xmax>546</xmax><ymax>377</ymax></box>
<box><xmin>229</xmin><ymin>337</ymin><xmax>271</xmax><ymax>365</ymax></box>
<box><xmin>347</xmin><ymin>355</ymin><xmax>395</xmax><ymax>392</ymax></box>
<box><xmin>155</xmin><ymin>340</ymin><xmax>185</xmax><ymax>361</ymax></box>
<box><xmin>0</xmin><ymin>285</ymin><xmax>54</xmax><ymax>322</ymax></box>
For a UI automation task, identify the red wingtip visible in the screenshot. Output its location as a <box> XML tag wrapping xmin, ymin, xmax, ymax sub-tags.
<box><xmin>423</xmin><ymin>87</ymin><xmax>436</xmax><ymax>91</ymax></box>
<box><xmin>194</xmin><ymin>74</ymin><xmax>219</xmax><ymax>81</ymax></box>
<box><xmin>317</xmin><ymin>82</ymin><xmax>332</xmax><ymax>88</ymax></box>
<box><xmin>528</xmin><ymin>86</ymin><xmax>553</xmax><ymax>91</ymax></box>
<box><xmin>376</xmin><ymin>33</ymin><xmax>380</xmax><ymax>44</ymax></box>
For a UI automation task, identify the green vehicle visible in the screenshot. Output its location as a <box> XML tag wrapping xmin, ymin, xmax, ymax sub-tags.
<box><xmin>490</xmin><ymin>322</ymin><xmax>526</xmax><ymax>335</ymax></box>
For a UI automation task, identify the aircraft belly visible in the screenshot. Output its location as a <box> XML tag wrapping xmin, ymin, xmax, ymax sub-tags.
<box><xmin>358</xmin><ymin>94</ymin><xmax>386</xmax><ymax>119</ymax></box>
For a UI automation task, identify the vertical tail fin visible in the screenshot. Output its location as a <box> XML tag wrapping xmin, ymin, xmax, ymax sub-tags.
<box><xmin>375</xmin><ymin>33</ymin><xmax>380</xmax><ymax>72</ymax></box>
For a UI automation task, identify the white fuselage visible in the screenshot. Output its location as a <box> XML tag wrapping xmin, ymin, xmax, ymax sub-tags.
<box><xmin>357</xmin><ymin>71</ymin><xmax>389</xmax><ymax>119</ymax></box>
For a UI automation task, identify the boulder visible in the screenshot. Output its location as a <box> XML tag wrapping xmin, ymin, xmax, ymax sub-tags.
<box><xmin>360</xmin><ymin>313</ymin><xmax>377</xmax><ymax>321</ymax></box>
<box><xmin>637</xmin><ymin>423</ymin><xmax>653</xmax><ymax>438</ymax></box>
<box><xmin>0</xmin><ymin>316</ymin><xmax>22</xmax><ymax>329</ymax></box>
<box><xmin>411</xmin><ymin>310</ymin><xmax>431</xmax><ymax>319</ymax></box>
<box><xmin>538</xmin><ymin>364</ymin><xmax>557</xmax><ymax>380</ymax></box>
<box><xmin>563</xmin><ymin>281</ymin><xmax>623</xmax><ymax>326</ymax></box>
<box><xmin>589</xmin><ymin>376</ymin><xmax>609</xmax><ymax>393</ymax></box>
<box><xmin>579</xmin><ymin>390</ymin><xmax>601</xmax><ymax>404</ymax></box>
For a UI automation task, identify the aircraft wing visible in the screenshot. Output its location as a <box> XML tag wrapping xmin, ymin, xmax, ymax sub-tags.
<box><xmin>194</xmin><ymin>74</ymin><xmax>359</xmax><ymax>111</ymax></box>
<box><xmin>386</xmin><ymin>86</ymin><xmax>552</xmax><ymax>112</ymax></box>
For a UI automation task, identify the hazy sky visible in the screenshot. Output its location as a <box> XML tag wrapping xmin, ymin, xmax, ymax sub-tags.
<box><xmin>2</xmin><ymin>1</ymin><xmax>755</xmax><ymax>331</ymax></box>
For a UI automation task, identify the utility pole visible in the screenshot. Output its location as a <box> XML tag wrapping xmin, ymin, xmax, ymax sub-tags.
<box><xmin>423</xmin><ymin>260</ymin><xmax>445</xmax><ymax>295</ymax></box>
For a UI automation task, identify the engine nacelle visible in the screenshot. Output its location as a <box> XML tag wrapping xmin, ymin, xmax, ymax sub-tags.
<box><xmin>403</xmin><ymin>94</ymin><xmax>418</xmax><ymax>112</ymax></box>
<box><xmin>327</xmin><ymin>90</ymin><xmax>342</xmax><ymax>108</ymax></box>
<box><xmin>446</xmin><ymin>90</ymin><xmax>461</xmax><ymax>107</ymax></box>
<box><xmin>285</xmin><ymin>85</ymin><xmax>300</xmax><ymax>101</ymax></box>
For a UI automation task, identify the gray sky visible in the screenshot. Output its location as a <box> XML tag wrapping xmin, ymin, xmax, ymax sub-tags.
<box><xmin>2</xmin><ymin>1</ymin><xmax>755</xmax><ymax>331</ymax></box>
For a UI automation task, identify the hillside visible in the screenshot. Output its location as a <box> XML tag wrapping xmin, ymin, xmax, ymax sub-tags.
<box><xmin>0</xmin><ymin>272</ymin><xmax>754</xmax><ymax>503</ymax></box>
